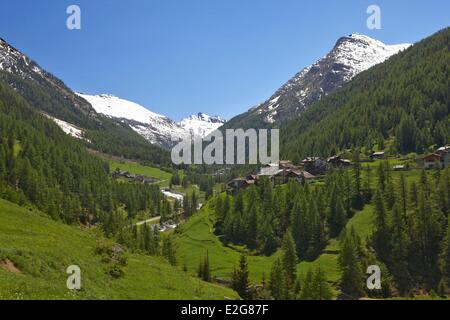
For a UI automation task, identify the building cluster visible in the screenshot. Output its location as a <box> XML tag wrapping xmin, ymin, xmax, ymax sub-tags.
<box><xmin>227</xmin><ymin>156</ymin><xmax>352</xmax><ymax>192</ymax></box>
<box><xmin>111</xmin><ymin>169</ymin><xmax>158</xmax><ymax>184</ymax></box>
<box><xmin>423</xmin><ymin>146</ymin><xmax>450</xmax><ymax>169</ymax></box>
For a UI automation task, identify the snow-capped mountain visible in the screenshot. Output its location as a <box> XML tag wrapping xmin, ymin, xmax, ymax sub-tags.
<box><xmin>0</xmin><ymin>38</ymin><xmax>43</xmax><ymax>76</ymax></box>
<box><xmin>224</xmin><ymin>33</ymin><xmax>411</xmax><ymax>128</ymax></box>
<box><xmin>178</xmin><ymin>113</ymin><xmax>225</xmax><ymax>138</ymax></box>
<box><xmin>76</xmin><ymin>93</ymin><xmax>188</xmax><ymax>148</ymax></box>
<box><xmin>0</xmin><ymin>38</ymin><xmax>95</xmax><ymax>118</ymax></box>
<box><xmin>77</xmin><ymin>93</ymin><xmax>225</xmax><ymax>148</ymax></box>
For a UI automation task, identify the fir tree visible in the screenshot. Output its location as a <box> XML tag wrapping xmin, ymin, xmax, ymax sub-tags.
<box><xmin>231</xmin><ymin>254</ymin><xmax>252</xmax><ymax>300</ymax></box>
<box><xmin>339</xmin><ymin>228</ymin><xmax>364</xmax><ymax>299</ymax></box>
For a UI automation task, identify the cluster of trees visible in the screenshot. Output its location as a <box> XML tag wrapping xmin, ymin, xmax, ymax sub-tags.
<box><xmin>214</xmin><ymin>159</ymin><xmax>364</xmax><ymax>260</ymax></box>
<box><xmin>282</xmin><ymin>27</ymin><xmax>449</xmax><ymax>161</ymax></box>
<box><xmin>368</xmin><ymin>165</ymin><xmax>450</xmax><ymax>296</ymax></box>
<box><xmin>0</xmin><ymin>70</ymin><xmax>170</xmax><ymax>166</ymax></box>
<box><xmin>268</xmin><ymin>233</ymin><xmax>333</xmax><ymax>300</ymax></box>
<box><xmin>182</xmin><ymin>189</ymin><xmax>200</xmax><ymax>217</ymax></box>
<box><xmin>103</xmin><ymin>211</ymin><xmax>178</xmax><ymax>267</ymax></box>
<box><xmin>215</xmin><ymin>154</ymin><xmax>450</xmax><ymax>299</ymax></box>
<box><xmin>0</xmin><ymin>79</ymin><xmax>170</xmax><ymax>233</ymax></box>
<box><xmin>331</xmin><ymin>163</ymin><xmax>450</xmax><ymax>299</ymax></box>
<box><xmin>198</xmin><ymin>251</ymin><xmax>212</xmax><ymax>282</ymax></box>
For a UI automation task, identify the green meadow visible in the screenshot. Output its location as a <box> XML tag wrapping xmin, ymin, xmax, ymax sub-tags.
<box><xmin>108</xmin><ymin>160</ymin><xmax>173</xmax><ymax>187</ymax></box>
<box><xmin>173</xmin><ymin>198</ymin><xmax>377</xmax><ymax>297</ymax></box>
<box><xmin>0</xmin><ymin>199</ymin><xmax>237</xmax><ymax>300</ymax></box>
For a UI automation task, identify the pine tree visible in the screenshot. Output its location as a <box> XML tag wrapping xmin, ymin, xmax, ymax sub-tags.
<box><xmin>372</xmin><ymin>189</ymin><xmax>390</xmax><ymax>261</ymax></box>
<box><xmin>281</xmin><ymin>231</ymin><xmax>298</xmax><ymax>299</ymax></box>
<box><xmin>299</xmin><ymin>266</ymin><xmax>333</xmax><ymax>300</ymax></box>
<box><xmin>352</xmin><ymin>150</ymin><xmax>363</xmax><ymax>209</ymax></box>
<box><xmin>390</xmin><ymin>203</ymin><xmax>411</xmax><ymax>294</ymax></box>
<box><xmin>298</xmin><ymin>269</ymin><xmax>314</xmax><ymax>300</ymax></box>
<box><xmin>312</xmin><ymin>266</ymin><xmax>333</xmax><ymax>300</ymax></box>
<box><xmin>440</xmin><ymin>217</ymin><xmax>450</xmax><ymax>289</ymax></box>
<box><xmin>269</xmin><ymin>258</ymin><xmax>284</xmax><ymax>300</ymax></box>
<box><xmin>231</xmin><ymin>254</ymin><xmax>252</xmax><ymax>300</ymax></box>
<box><xmin>198</xmin><ymin>251</ymin><xmax>212</xmax><ymax>282</ymax></box>
<box><xmin>339</xmin><ymin>228</ymin><xmax>364</xmax><ymax>299</ymax></box>
<box><xmin>191</xmin><ymin>189</ymin><xmax>198</xmax><ymax>213</ymax></box>
<box><xmin>162</xmin><ymin>235</ymin><xmax>177</xmax><ymax>266</ymax></box>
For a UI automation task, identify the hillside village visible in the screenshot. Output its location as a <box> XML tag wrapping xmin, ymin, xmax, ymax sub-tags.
<box><xmin>227</xmin><ymin>146</ymin><xmax>450</xmax><ymax>193</ymax></box>
<box><xmin>227</xmin><ymin>156</ymin><xmax>348</xmax><ymax>192</ymax></box>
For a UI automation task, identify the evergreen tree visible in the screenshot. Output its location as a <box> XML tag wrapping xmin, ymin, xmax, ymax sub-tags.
<box><xmin>299</xmin><ymin>267</ymin><xmax>333</xmax><ymax>300</ymax></box>
<box><xmin>390</xmin><ymin>203</ymin><xmax>411</xmax><ymax>293</ymax></box>
<box><xmin>231</xmin><ymin>254</ymin><xmax>252</xmax><ymax>300</ymax></box>
<box><xmin>440</xmin><ymin>217</ymin><xmax>450</xmax><ymax>291</ymax></box>
<box><xmin>269</xmin><ymin>258</ymin><xmax>284</xmax><ymax>300</ymax></box>
<box><xmin>162</xmin><ymin>235</ymin><xmax>177</xmax><ymax>266</ymax></box>
<box><xmin>281</xmin><ymin>231</ymin><xmax>298</xmax><ymax>299</ymax></box>
<box><xmin>198</xmin><ymin>251</ymin><xmax>212</xmax><ymax>282</ymax></box>
<box><xmin>372</xmin><ymin>189</ymin><xmax>391</xmax><ymax>261</ymax></box>
<box><xmin>339</xmin><ymin>228</ymin><xmax>364</xmax><ymax>299</ymax></box>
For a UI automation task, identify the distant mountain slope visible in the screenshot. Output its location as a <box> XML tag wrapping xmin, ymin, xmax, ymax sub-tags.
<box><xmin>0</xmin><ymin>198</ymin><xmax>237</xmax><ymax>299</ymax></box>
<box><xmin>179</xmin><ymin>112</ymin><xmax>225</xmax><ymax>138</ymax></box>
<box><xmin>78</xmin><ymin>93</ymin><xmax>225</xmax><ymax>148</ymax></box>
<box><xmin>0</xmin><ymin>38</ymin><xmax>169</xmax><ymax>165</ymax></box>
<box><xmin>281</xmin><ymin>27</ymin><xmax>450</xmax><ymax>161</ymax></box>
<box><xmin>77</xmin><ymin>93</ymin><xmax>188</xmax><ymax>148</ymax></box>
<box><xmin>224</xmin><ymin>34</ymin><xmax>410</xmax><ymax>129</ymax></box>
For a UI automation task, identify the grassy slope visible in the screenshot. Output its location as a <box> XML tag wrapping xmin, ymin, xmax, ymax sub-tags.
<box><xmin>0</xmin><ymin>199</ymin><xmax>237</xmax><ymax>300</ymax></box>
<box><xmin>174</xmin><ymin>204</ymin><xmax>280</xmax><ymax>282</ymax></box>
<box><xmin>174</xmin><ymin>200</ymin><xmax>376</xmax><ymax>297</ymax></box>
<box><xmin>109</xmin><ymin>160</ymin><xmax>173</xmax><ymax>187</ymax></box>
<box><xmin>173</xmin><ymin>162</ymin><xmax>428</xmax><ymax>297</ymax></box>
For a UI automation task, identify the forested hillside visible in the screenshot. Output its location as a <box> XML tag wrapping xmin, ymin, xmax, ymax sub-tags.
<box><xmin>196</xmin><ymin>161</ymin><xmax>450</xmax><ymax>299</ymax></box>
<box><xmin>0</xmin><ymin>81</ymin><xmax>164</xmax><ymax>225</ymax></box>
<box><xmin>281</xmin><ymin>27</ymin><xmax>449</xmax><ymax>162</ymax></box>
<box><xmin>0</xmin><ymin>70</ymin><xmax>170</xmax><ymax>165</ymax></box>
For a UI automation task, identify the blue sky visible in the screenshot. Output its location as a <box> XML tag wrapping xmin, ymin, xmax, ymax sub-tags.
<box><xmin>0</xmin><ymin>0</ymin><xmax>449</xmax><ymax>120</ymax></box>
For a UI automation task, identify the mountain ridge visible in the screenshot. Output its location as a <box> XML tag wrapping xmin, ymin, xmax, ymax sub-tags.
<box><xmin>77</xmin><ymin>92</ymin><xmax>225</xmax><ymax>148</ymax></box>
<box><xmin>281</xmin><ymin>27</ymin><xmax>449</xmax><ymax>160</ymax></box>
<box><xmin>223</xmin><ymin>33</ymin><xmax>411</xmax><ymax>129</ymax></box>
<box><xmin>0</xmin><ymin>37</ymin><xmax>170</xmax><ymax>164</ymax></box>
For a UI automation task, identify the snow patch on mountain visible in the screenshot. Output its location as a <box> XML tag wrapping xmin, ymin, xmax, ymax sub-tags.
<box><xmin>76</xmin><ymin>93</ymin><xmax>189</xmax><ymax>148</ymax></box>
<box><xmin>76</xmin><ymin>93</ymin><xmax>225</xmax><ymax>148</ymax></box>
<box><xmin>44</xmin><ymin>114</ymin><xmax>88</xmax><ymax>141</ymax></box>
<box><xmin>178</xmin><ymin>113</ymin><xmax>225</xmax><ymax>138</ymax></box>
<box><xmin>0</xmin><ymin>38</ymin><xmax>44</xmax><ymax>78</ymax></box>
<box><xmin>76</xmin><ymin>93</ymin><xmax>165</xmax><ymax>123</ymax></box>
<box><xmin>332</xmin><ymin>33</ymin><xmax>411</xmax><ymax>81</ymax></box>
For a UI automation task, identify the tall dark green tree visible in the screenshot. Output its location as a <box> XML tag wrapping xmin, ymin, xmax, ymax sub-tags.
<box><xmin>231</xmin><ymin>254</ymin><xmax>252</xmax><ymax>300</ymax></box>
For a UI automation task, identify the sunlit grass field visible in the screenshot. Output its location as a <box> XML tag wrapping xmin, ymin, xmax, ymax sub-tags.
<box><xmin>109</xmin><ymin>160</ymin><xmax>173</xmax><ymax>187</ymax></box>
<box><xmin>0</xmin><ymin>199</ymin><xmax>237</xmax><ymax>300</ymax></box>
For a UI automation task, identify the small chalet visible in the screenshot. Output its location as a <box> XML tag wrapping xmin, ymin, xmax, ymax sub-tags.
<box><xmin>258</xmin><ymin>161</ymin><xmax>316</xmax><ymax>185</ymax></box>
<box><xmin>227</xmin><ymin>176</ymin><xmax>255</xmax><ymax>192</ymax></box>
<box><xmin>111</xmin><ymin>169</ymin><xmax>158</xmax><ymax>184</ymax></box>
<box><xmin>301</xmin><ymin>157</ymin><xmax>327</xmax><ymax>175</ymax></box>
<box><xmin>424</xmin><ymin>146</ymin><xmax>450</xmax><ymax>169</ymax></box>
<box><xmin>371</xmin><ymin>152</ymin><xmax>385</xmax><ymax>159</ymax></box>
<box><xmin>227</xmin><ymin>160</ymin><xmax>318</xmax><ymax>192</ymax></box>
<box><xmin>327</xmin><ymin>155</ymin><xmax>352</xmax><ymax>167</ymax></box>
